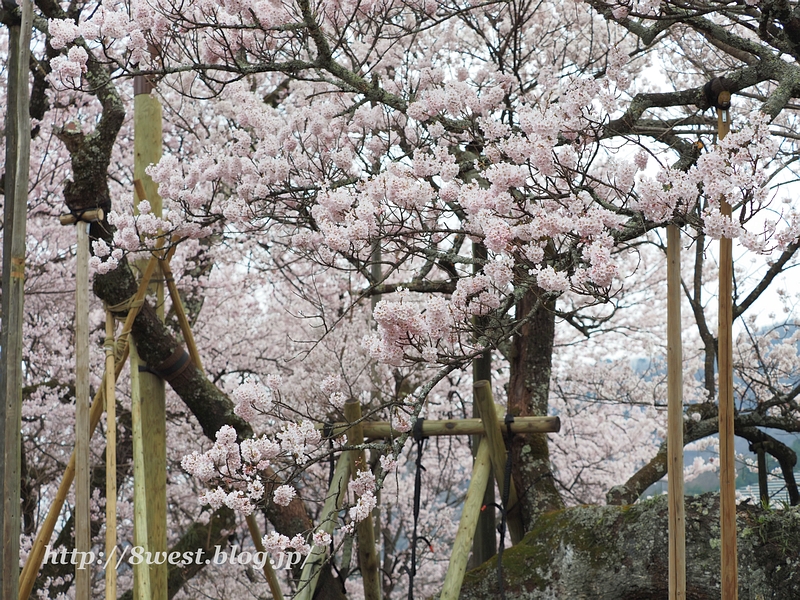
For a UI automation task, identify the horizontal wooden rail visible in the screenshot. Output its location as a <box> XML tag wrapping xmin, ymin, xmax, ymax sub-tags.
<box><xmin>319</xmin><ymin>416</ymin><xmax>560</xmax><ymax>439</ymax></box>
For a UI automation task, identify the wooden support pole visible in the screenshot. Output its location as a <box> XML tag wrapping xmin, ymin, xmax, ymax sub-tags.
<box><xmin>296</xmin><ymin>455</ymin><xmax>350</xmax><ymax>600</ymax></box>
<box><xmin>160</xmin><ymin>258</ymin><xmax>204</xmax><ymax>371</ymax></box>
<box><xmin>134</xmin><ymin>76</ymin><xmax>168</xmax><ymax>599</ymax></box>
<box><xmin>473</xmin><ymin>381</ymin><xmax>524</xmax><ymax>545</ymax></box>
<box><xmin>666</xmin><ymin>224</ymin><xmax>686</xmax><ymax>600</ymax></box>
<box><xmin>1</xmin><ymin>4</ymin><xmax>32</xmax><ymax>598</ymax></box>
<box><xmin>440</xmin><ymin>438</ymin><xmax>492</xmax><ymax>600</ymax></box>
<box><xmin>105</xmin><ymin>311</ymin><xmax>118</xmax><ymax>600</ymax></box>
<box><xmin>343</xmin><ymin>400</ymin><xmax>381</xmax><ymax>600</ymax></box>
<box><xmin>19</xmin><ymin>255</ymin><xmax>159</xmax><ymax>600</ymax></box>
<box><xmin>717</xmin><ymin>103</ymin><xmax>738</xmax><ymax>600</ymax></box>
<box><xmin>245</xmin><ymin>514</ymin><xmax>284</xmax><ymax>600</ymax></box>
<box><xmin>75</xmin><ymin>222</ymin><xmax>91</xmax><ymax>600</ymax></box>
<box><xmin>319</xmin><ymin>416</ymin><xmax>560</xmax><ymax>439</ymax></box>
<box><xmin>130</xmin><ymin>341</ymin><xmax>152</xmax><ymax>600</ymax></box>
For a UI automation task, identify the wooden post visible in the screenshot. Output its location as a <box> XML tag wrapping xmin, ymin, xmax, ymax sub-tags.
<box><xmin>473</xmin><ymin>381</ymin><xmax>524</xmax><ymax>545</ymax></box>
<box><xmin>440</xmin><ymin>438</ymin><xmax>492</xmax><ymax>600</ymax></box>
<box><xmin>245</xmin><ymin>514</ymin><xmax>284</xmax><ymax>600</ymax></box>
<box><xmin>75</xmin><ymin>221</ymin><xmax>91</xmax><ymax>600</ymax></box>
<box><xmin>105</xmin><ymin>311</ymin><xmax>118</xmax><ymax>600</ymax></box>
<box><xmin>319</xmin><ymin>416</ymin><xmax>560</xmax><ymax>439</ymax></box>
<box><xmin>19</xmin><ymin>256</ymin><xmax>160</xmax><ymax>600</ymax></box>
<box><xmin>296</xmin><ymin>455</ymin><xmax>350</xmax><ymax>600</ymax></box>
<box><xmin>129</xmin><ymin>341</ymin><xmax>152</xmax><ymax>600</ymax></box>
<box><xmin>667</xmin><ymin>224</ymin><xmax>686</xmax><ymax>600</ymax></box>
<box><xmin>717</xmin><ymin>99</ymin><xmax>738</xmax><ymax>600</ymax></box>
<box><xmin>756</xmin><ymin>445</ymin><xmax>768</xmax><ymax>507</ymax></box>
<box><xmin>343</xmin><ymin>400</ymin><xmax>381</xmax><ymax>600</ymax></box>
<box><xmin>1</xmin><ymin>4</ymin><xmax>32</xmax><ymax>597</ymax></box>
<box><xmin>134</xmin><ymin>74</ymin><xmax>168</xmax><ymax>599</ymax></box>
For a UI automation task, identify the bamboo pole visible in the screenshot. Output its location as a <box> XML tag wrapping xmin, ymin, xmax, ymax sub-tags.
<box><xmin>75</xmin><ymin>222</ymin><xmax>91</xmax><ymax>600</ymax></box>
<box><xmin>1</xmin><ymin>4</ymin><xmax>32</xmax><ymax>598</ymax></box>
<box><xmin>160</xmin><ymin>258</ymin><xmax>203</xmax><ymax>371</ymax></box>
<box><xmin>19</xmin><ymin>253</ymin><xmax>160</xmax><ymax>600</ymax></box>
<box><xmin>343</xmin><ymin>400</ymin><xmax>381</xmax><ymax>600</ymax></box>
<box><xmin>296</xmin><ymin>455</ymin><xmax>350</xmax><ymax>600</ymax></box>
<box><xmin>245</xmin><ymin>514</ymin><xmax>284</xmax><ymax>600</ymax></box>
<box><xmin>134</xmin><ymin>74</ymin><xmax>168</xmax><ymax>598</ymax></box>
<box><xmin>717</xmin><ymin>101</ymin><xmax>738</xmax><ymax>600</ymax></box>
<box><xmin>473</xmin><ymin>381</ymin><xmax>524</xmax><ymax>545</ymax></box>
<box><xmin>319</xmin><ymin>416</ymin><xmax>560</xmax><ymax>439</ymax></box>
<box><xmin>129</xmin><ymin>341</ymin><xmax>152</xmax><ymax>600</ymax></box>
<box><xmin>105</xmin><ymin>311</ymin><xmax>118</xmax><ymax>600</ymax></box>
<box><xmin>440</xmin><ymin>438</ymin><xmax>492</xmax><ymax>600</ymax></box>
<box><xmin>666</xmin><ymin>224</ymin><xmax>686</xmax><ymax>600</ymax></box>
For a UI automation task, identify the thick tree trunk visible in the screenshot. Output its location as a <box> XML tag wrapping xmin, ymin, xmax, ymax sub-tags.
<box><xmin>460</xmin><ymin>493</ymin><xmax>800</xmax><ymax>600</ymax></box>
<box><xmin>507</xmin><ymin>286</ymin><xmax>564</xmax><ymax>529</ymax></box>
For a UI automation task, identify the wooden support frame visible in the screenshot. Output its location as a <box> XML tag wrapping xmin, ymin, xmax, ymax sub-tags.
<box><xmin>319</xmin><ymin>415</ymin><xmax>560</xmax><ymax>439</ymax></box>
<box><xmin>473</xmin><ymin>381</ymin><xmax>524</xmax><ymax>545</ymax></box>
<box><xmin>20</xmin><ymin>253</ymin><xmax>161</xmax><ymax>600</ymax></box>
<box><xmin>343</xmin><ymin>400</ymin><xmax>382</xmax><ymax>600</ymax></box>
<box><xmin>667</xmin><ymin>224</ymin><xmax>686</xmax><ymax>600</ymax></box>
<box><xmin>130</xmin><ymin>341</ymin><xmax>153</xmax><ymax>599</ymax></box>
<box><xmin>296</xmin><ymin>455</ymin><xmax>350</xmax><ymax>600</ymax></box>
<box><xmin>245</xmin><ymin>514</ymin><xmax>284</xmax><ymax>600</ymax></box>
<box><xmin>716</xmin><ymin>102</ymin><xmax>738</xmax><ymax>600</ymax></box>
<box><xmin>440</xmin><ymin>438</ymin><xmax>492</xmax><ymax>600</ymax></box>
<box><xmin>75</xmin><ymin>221</ymin><xmax>91</xmax><ymax>600</ymax></box>
<box><xmin>105</xmin><ymin>311</ymin><xmax>118</xmax><ymax>600</ymax></box>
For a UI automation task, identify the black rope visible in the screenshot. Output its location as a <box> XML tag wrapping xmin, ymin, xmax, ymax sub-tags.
<box><xmin>408</xmin><ymin>418</ymin><xmax>426</xmax><ymax>600</ymax></box>
<box><xmin>496</xmin><ymin>412</ymin><xmax>515</xmax><ymax>600</ymax></box>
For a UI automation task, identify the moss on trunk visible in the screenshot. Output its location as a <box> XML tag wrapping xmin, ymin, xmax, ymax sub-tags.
<box><xmin>459</xmin><ymin>493</ymin><xmax>800</xmax><ymax>599</ymax></box>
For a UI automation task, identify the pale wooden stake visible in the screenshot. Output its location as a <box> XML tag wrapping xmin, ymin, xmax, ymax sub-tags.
<box><xmin>343</xmin><ymin>400</ymin><xmax>382</xmax><ymax>600</ymax></box>
<box><xmin>296</xmin><ymin>455</ymin><xmax>350</xmax><ymax>600</ymax></box>
<box><xmin>129</xmin><ymin>341</ymin><xmax>152</xmax><ymax>600</ymax></box>
<box><xmin>473</xmin><ymin>380</ymin><xmax>524</xmax><ymax>545</ymax></box>
<box><xmin>105</xmin><ymin>311</ymin><xmax>118</xmax><ymax>600</ymax></box>
<box><xmin>667</xmin><ymin>224</ymin><xmax>686</xmax><ymax>600</ymax></box>
<box><xmin>245</xmin><ymin>514</ymin><xmax>284</xmax><ymax>600</ymax></box>
<box><xmin>440</xmin><ymin>438</ymin><xmax>492</xmax><ymax>600</ymax></box>
<box><xmin>19</xmin><ymin>253</ymin><xmax>161</xmax><ymax>600</ymax></box>
<box><xmin>134</xmin><ymin>74</ymin><xmax>168</xmax><ymax>598</ymax></box>
<box><xmin>160</xmin><ymin>258</ymin><xmax>203</xmax><ymax>370</ymax></box>
<box><xmin>75</xmin><ymin>222</ymin><xmax>91</xmax><ymax>600</ymax></box>
<box><xmin>717</xmin><ymin>101</ymin><xmax>738</xmax><ymax>600</ymax></box>
<box><xmin>319</xmin><ymin>416</ymin><xmax>560</xmax><ymax>439</ymax></box>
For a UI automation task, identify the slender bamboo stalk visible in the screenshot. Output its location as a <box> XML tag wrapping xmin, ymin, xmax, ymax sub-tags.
<box><xmin>473</xmin><ymin>381</ymin><xmax>523</xmax><ymax>545</ymax></box>
<box><xmin>717</xmin><ymin>105</ymin><xmax>737</xmax><ymax>600</ymax></box>
<box><xmin>296</xmin><ymin>455</ymin><xmax>350</xmax><ymax>600</ymax></box>
<box><xmin>245</xmin><ymin>514</ymin><xmax>284</xmax><ymax>600</ymax></box>
<box><xmin>75</xmin><ymin>222</ymin><xmax>91</xmax><ymax>600</ymax></box>
<box><xmin>105</xmin><ymin>312</ymin><xmax>118</xmax><ymax>600</ymax></box>
<box><xmin>667</xmin><ymin>224</ymin><xmax>686</xmax><ymax>600</ymax></box>
<box><xmin>343</xmin><ymin>400</ymin><xmax>381</xmax><ymax>600</ymax></box>
<box><xmin>440</xmin><ymin>438</ymin><xmax>492</xmax><ymax>600</ymax></box>
<box><xmin>129</xmin><ymin>342</ymin><xmax>152</xmax><ymax>600</ymax></box>
<box><xmin>160</xmin><ymin>258</ymin><xmax>203</xmax><ymax>371</ymax></box>
<box><xmin>319</xmin><ymin>416</ymin><xmax>560</xmax><ymax>439</ymax></box>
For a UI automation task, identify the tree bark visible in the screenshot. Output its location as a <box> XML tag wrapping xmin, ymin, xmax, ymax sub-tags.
<box><xmin>460</xmin><ymin>493</ymin><xmax>800</xmax><ymax>600</ymax></box>
<box><xmin>506</xmin><ymin>286</ymin><xmax>564</xmax><ymax>530</ymax></box>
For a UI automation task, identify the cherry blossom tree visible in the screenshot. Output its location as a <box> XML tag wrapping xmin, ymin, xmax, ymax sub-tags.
<box><xmin>2</xmin><ymin>0</ymin><xmax>800</xmax><ymax>597</ymax></box>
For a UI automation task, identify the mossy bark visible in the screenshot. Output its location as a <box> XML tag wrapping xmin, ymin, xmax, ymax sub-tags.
<box><xmin>459</xmin><ymin>493</ymin><xmax>800</xmax><ymax>600</ymax></box>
